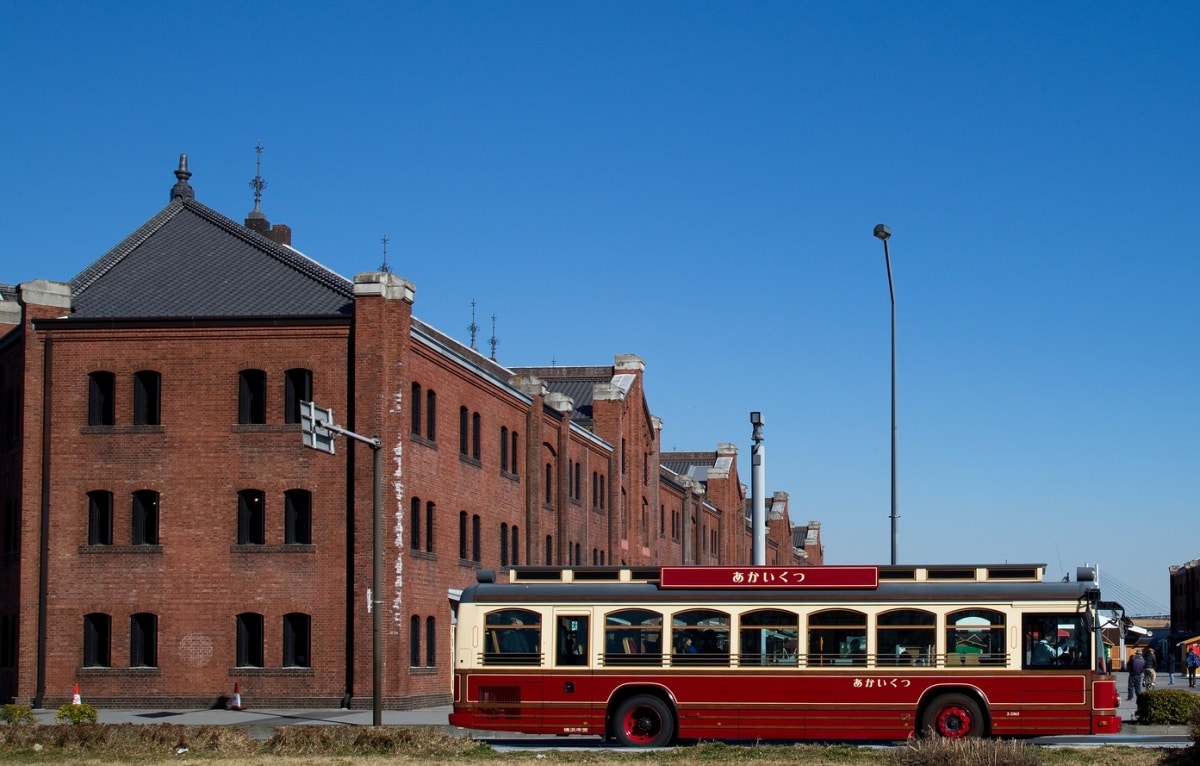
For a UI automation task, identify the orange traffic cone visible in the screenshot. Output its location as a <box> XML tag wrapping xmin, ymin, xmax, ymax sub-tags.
<box><xmin>229</xmin><ymin>682</ymin><xmax>244</xmax><ymax>711</ymax></box>
<box><xmin>72</xmin><ymin>683</ymin><xmax>82</xmax><ymax>705</ymax></box>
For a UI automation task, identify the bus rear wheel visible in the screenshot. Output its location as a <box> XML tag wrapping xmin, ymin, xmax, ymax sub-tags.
<box><xmin>922</xmin><ymin>693</ymin><xmax>984</xmax><ymax>739</ymax></box>
<box><xmin>613</xmin><ymin>694</ymin><xmax>674</xmax><ymax>747</ymax></box>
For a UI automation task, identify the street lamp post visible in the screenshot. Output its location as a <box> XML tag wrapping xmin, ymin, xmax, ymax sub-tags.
<box><xmin>873</xmin><ymin>223</ymin><xmax>898</xmax><ymax>566</ymax></box>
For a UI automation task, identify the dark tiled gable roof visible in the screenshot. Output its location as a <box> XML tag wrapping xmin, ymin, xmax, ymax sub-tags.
<box><xmin>661</xmin><ymin>451</ymin><xmax>720</xmax><ymax>486</ymax></box>
<box><xmin>509</xmin><ymin>366</ymin><xmax>614</xmax><ymax>422</ymax></box>
<box><xmin>69</xmin><ymin>196</ymin><xmax>353</xmax><ymax>319</ymax></box>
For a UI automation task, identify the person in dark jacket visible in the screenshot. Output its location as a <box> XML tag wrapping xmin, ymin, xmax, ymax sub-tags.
<box><xmin>1127</xmin><ymin>651</ymin><xmax>1146</xmax><ymax>700</ymax></box>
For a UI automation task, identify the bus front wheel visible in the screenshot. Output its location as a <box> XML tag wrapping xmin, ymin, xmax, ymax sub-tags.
<box><xmin>922</xmin><ymin>693</ymin><xmax>984</xmax><ymax>738</ymax></box>
<box><xmin>613</xmin><ymin>694</ymin><xmax>674</xmax><ymax>747</ymax></box>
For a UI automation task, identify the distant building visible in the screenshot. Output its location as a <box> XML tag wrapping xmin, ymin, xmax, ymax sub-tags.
<box><xmin>1169</xmin><ymin>559</ymin><xmax>1200</xmax><ymax>635</ymax></box>
<box><xmin>0</xmin><ymin>156</ymin><xmax>819</xmax><ymax>708</ymax></box>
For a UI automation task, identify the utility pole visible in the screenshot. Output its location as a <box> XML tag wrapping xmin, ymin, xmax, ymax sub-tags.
<box><xmin>299</xmin><ymin>401</ymin><xmax>384</xmax><ymax>725</ymax></box>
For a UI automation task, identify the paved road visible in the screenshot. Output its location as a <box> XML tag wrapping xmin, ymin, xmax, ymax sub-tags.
<box><xmin>29</xmin><ymin>675</ymin><xmax>1198</xmax><ymax>740</ymax></box>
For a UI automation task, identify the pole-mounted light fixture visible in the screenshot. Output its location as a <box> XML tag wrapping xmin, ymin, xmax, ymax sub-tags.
<box><xmin>873</xmin><ymin>223</ymin><xmax>898</xmax><ymax>566</ymax></box>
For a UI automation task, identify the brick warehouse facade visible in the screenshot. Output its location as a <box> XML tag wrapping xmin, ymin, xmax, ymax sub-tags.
<box><xmin>0</xmin><ymin>156</ymin><xmax>823</xmax><ymax>709</ymax></box>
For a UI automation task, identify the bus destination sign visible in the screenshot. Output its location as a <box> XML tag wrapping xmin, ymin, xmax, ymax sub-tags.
<box><xmin>659</xmin><ymin>565</ymin><xmax>879</xmax><ymax>590</ymax></box>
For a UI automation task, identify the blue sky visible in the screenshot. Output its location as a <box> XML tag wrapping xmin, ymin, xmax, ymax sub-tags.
<box><xmin>3</xmin><ymin>2</ymin><xmax>1196</xmax><ymax>611</ymax></box>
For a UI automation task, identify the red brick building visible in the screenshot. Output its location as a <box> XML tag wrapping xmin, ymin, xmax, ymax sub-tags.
<box><xmin>0</xmin><ymin>156</ymin><xmax>821</xmax><ymax>708</ymax></box>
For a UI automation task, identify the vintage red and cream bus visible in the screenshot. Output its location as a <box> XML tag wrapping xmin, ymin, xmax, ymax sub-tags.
<box><xmin>449</xmin><ymin>563</ymin><xmax>1125</xmax><ymax>745</ymax></box>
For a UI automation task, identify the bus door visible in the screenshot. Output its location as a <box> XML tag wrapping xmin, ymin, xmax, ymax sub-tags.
<box><xmin>1020</xmin><ymin>613</ymin><xmax>1092</xmax><ymax>729</ymax></box>
<box><xmin>545</xmin><ymin>610</ymin><xmax>594</xmax><ymax>734</ymax></box>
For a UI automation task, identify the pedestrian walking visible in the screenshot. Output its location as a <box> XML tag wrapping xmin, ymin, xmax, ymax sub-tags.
<box><xmin>1127</xmin><ymin>651</ymin><xmax>1146</xmax><ymax>700</ymax></box>
<box><xmin>1143</xmin><ymin>647</ymin><xmax>1157</xmax><ymax>690</ymax></box>
<box><xmin>1187</xmin><ymin>646</ymin><xmax>1200</xmax><ymax>688</ymax></box>
<box><xmin>1168</xmin><ymin>647</ymin><xmax>1176</xmax><ymax>685</ymax></box>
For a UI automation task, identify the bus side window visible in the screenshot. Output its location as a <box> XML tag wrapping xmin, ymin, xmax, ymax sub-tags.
<box><xmin>557</xmin><ymin>616</ymin><xmax>588</xmax><ymax>665</ymax></box>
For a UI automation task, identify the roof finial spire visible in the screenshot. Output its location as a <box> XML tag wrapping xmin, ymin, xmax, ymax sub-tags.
<box><xmin>170</xmin><ymin>153</ymin><xmax>194</xmax><ymax>200</ymax></box>
<box><xmin>468</xmin><ymin>299</ymin><xmax>479</xmax><ymax>351</ymax></box>
<box><xmin>248</xmin><ymin>141</ymin><xmax>267</xmax><ymax>220</ymax></box>
<box><xmin>489</xmin><ymin>313</ymin><xmax>499</xmax><ymax>361</ymax></box>
<box><xmin>380</xmin><ymin>235</ymin><xmax>391</xmax><ymax>273</ymax></box>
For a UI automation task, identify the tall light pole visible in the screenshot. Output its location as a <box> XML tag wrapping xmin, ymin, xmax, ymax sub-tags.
<box><xmin>873</xmin><ymin>223</ymin><xmax>898</xmax><ymax>565</ymax></box>
<box><xmin>749</xmin><ymin>411</ymin><xmax>766</xmax><ymax>565</ymax></box>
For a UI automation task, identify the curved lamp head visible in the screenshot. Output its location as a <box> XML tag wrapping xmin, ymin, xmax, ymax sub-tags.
<box><xmin>873</xmin><ymin>223</ymin><xmax>891</xmax><ymax>241</ymax></box>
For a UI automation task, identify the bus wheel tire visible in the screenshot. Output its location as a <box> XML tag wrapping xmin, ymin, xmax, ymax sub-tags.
<box><xmin>922</xmin><ymin>693</ymin><xmax>984</xmax><ymax>738</ymax></box>
<box><xmin>613</xmin><ymin>694</ymin><xmax>674</xmax><ymax>747</ymax></box>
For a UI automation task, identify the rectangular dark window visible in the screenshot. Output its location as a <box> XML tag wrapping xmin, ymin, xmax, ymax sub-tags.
<box><xmin>2</xmin><ymin>381</ymin><xmax>19</xmax><ymax>442</ymax></box>
<box><xmin>426</xmin><ymin>616</ymin><xmax>437</xmax><ymax>667</ymax></box>
<box><xmin>133</xmin><ymin>370</ymin><xmax>161</xmax><ymax>426</ymax></box>
<box><xmin>472</xmin><ymin>514</ymin><xmax>481</xmax><ymax>562</ymax></box>
<box><xmin>410</xmin><ymin>615</ymin><xmax>421</xmax><ymax>667</ymax></box>
<box><xmin>425</xmin><ymin>390</ymin><xmax>437</xmax><ymax>440</ymax></box>
<box><xmin>238</xmin><ymin>490</ymin><xmax>265</xmax><ymax>545</ymax></box>
<box><xmin>411</xmin><ymin>383</ymin><xmax>422</xmax><ymax>435</ymax></box>
<box><xmin>424</xmin><ymin>502</ymin><xmax>434</xmax><ymax>553</ymax></box>
<box><xmin>410</xmin><ymin>498</ymin><xmax>421</xmax><ymax>551</ymax></box>
<box><xmin>236</xmin><ymin>613</ymin><xmax>264</xmax><ymax>667</ymax></box>
<box><xmin>511</xmin><ymin>526</ymin><xmax>519</xmax><ymax>566</ymax></box>
<box><xmin>88</xmin><ymin>491</ymin><xmax>113</xmax><ymax>546</ymax></box>
<box><xmin>284</xmin><ymin>489</ymin><xmax>311</xmax><ymax>545</ymax></box>
<box><xmin>2</xmin><ymin>499</ymin><xmax>17</xmax><ymax>555</ymax></box>
<box><xmin>500</xmin><ymin>427</ymin><xmax>509</xmax><ymax>472</ymax></box>
<box><xmin>471</xmin><ymin>412</ymin><xmax>481</xmax><ymax>459</ymax></box>
<box><xmin>459</xmin><ymin>407</ymin><xmax>469</xmax><ymax>455</ymax></box>
<box><xmin>284</xmin><ymin>369</ymin><xmax>312</xmax><ymax>425</ymax></box>
<box><xmin>88</xmin><ymin>371</ymin><xmax>115</xmax><ymax>426</ymax></box>
<box><xmin>130</xmin><ymin>613</ymin><xmax>158</xmax><ymax>667</ymax></box>
<box><xmin>458</xmin><ymin>511</ymin><xmax>467</xmax><ymax>559</ymax></box>
<box><xmin>283</xmin><ymin>613</ymin><xmax>311</xmax><ymax>668</ymax></box>
<box><xmin>238</xmin><ymin>370</ymin><xmax>267</xmax><ymax>425</ymax></box>
<box><xmin>83</xmin><ymin>613</ymin><xmax>111</xmax><ymax>667</ymax></box>
<box><xmin>0</xmin><ymin>615</ymin><xmax>16</xmax><ymax>668</ymax></box>
<box><xmin>500</xmin><ymin>523</ymin><xmax>509</xmax><ymax>567</ymax></box>
<box><xmin>132</xmin><ymin>490</ymin><xmax>159</xmax><ymax>545</ymax></box>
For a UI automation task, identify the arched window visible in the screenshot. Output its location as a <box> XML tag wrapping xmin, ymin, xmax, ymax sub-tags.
<box><xmin>807</xmin><ymin>609</ymin><xmax>867</xmax><ymax>667</ymax></box>
<box><xmin>87</xmin><ymin>490</ymin><xmax>113</xmax><ymax>546</ymax></box>
<box><xmin>471</xmin><ymin>514</ymin><xmax>481</xmax><ymax>562</ymax></box>
<box><xmin>284</xmin><ymin>489</ymin><xmax>311</xmax><ymax>545</ymax></box>
<box><xmin>604</xmin><ymin>608</ymin><xmax>663</xmax><ymax>667</ymax></box>
<box><xmin>425</xmin><ymin>389</ymin><xmax>437</xmax><ymax>440</ymax></box>
<box><xmin>411</xmin><ymin>383</ymin><xmax>422</xmax><ymax>436</ymax></box>
<box><xmin>133</xmin><ymin>370</ymin><xmax>161</xmax><ymax>426</ymax></box>
<box><xmin>739</xmin><ymin>609</ymin><xmax>798</xmax><ymax>666</ymax></box>
<box><xmin>459</xmin><ymin>407</ymin><xmax>469</xmax><ymax>455</ymax></box>
<box><xmin>876</xmin><ymin>609</ymin><xmax>936</xmax><ymax>666</ymax></box>
<box><xmin>484</xmin><ymin>608</ymin><xmax>541</xmax><ymax>666</ymax></box>
<box><xmin>130</xmin><ymin>612</ymin><xmax>157</xmax><ymax>667</ymax></box>
<box><xmin>948</xmin><ymin>608</ymin><xmax>1007</xmax><ymax>667</ymax></box>
<box><xmin>238</xmin><ymin>370</ymin><xmax>266</xmax><ymax>425</ymax></box>
<box><xmin>672</xmin><ymin>608</ymin><xmax>730</xmax><ymax>666</ymax></box>
<box><xmin>410</xmin><ymin>614</ymin><xmax>421</xmax><ymax>667</ymax></box>
<box><xmin>425</xmin><ymin>616</ymin><xmax>437</xmax><ymax>667</ymax></box>
<box><xmin>423</xmin><ymin>501</ymin><xmax>435</xmax><ymax>553</ymax></box>
<box><xmin>458</xmin><ymin>511</ymin><xmax>468</xmax><ymax>559</ymax></box>
<box><xmin>131</xmin><ymin>490</ymin><xmax>159</xmax><ymax>545</ymax></box>
<box><xmin>284</xmin><ymin>368</ymin><xmax>312</xmax><ymax>425</ymax></box>
<box><xmin>88</xmin><ymin>371</ymin><xmax>115</xmax><ymax>426</ymax></box>
<box><xmin>237</xmin><ymin>490</ymin><xmax>265</xmax><ymax>545</ymax></box>
<box><xmin>236</xmin><ymin>613</ymin><xmax>264</xmax><ymax>667</ymax></box>
<box><xmin>83</xmin><ymin>613</ymin><xmax>111</xmax><ymax>667</ymax></box>
<box><xmin>283</xmin><ymin>613</ymin><xmax>310</xmax><ymax>667</ymax></box>
<box><xmin>410</xmin><ymin>497</ymin><xmax>421</xmax><ymax>550</ymax></box>
<box><xmin>500</xmin><ymin>523</ymin><xmax>509</xmax><ymax>567</ymax></box>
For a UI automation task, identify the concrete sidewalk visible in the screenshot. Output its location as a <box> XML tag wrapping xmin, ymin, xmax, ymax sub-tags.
<box><xmin>32</xmin><ymin>704</ymin><xmax>458</xmax><ymax>731</ymax></box>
